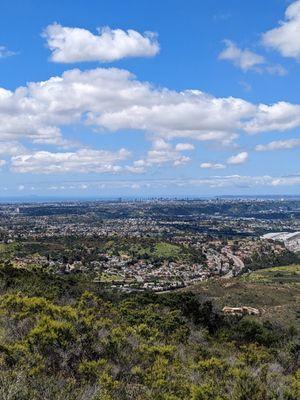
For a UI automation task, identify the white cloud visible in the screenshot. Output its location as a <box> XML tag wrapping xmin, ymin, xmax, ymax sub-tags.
<box><xmin>132</xmin><ymin>139</ymin><xmax>192</xmax><ymax>172</ymax></box>
<box><xmin>219</xmin><ymin>40</ymin><xmax>265</xmax><ymax>71</ymax></box>
<box><xmin>0</xmin><ymin>141</ymin><xmax>26</xmax><ymax>156</ymax></box>
<box><xmin>43</xmin><ymin>23</ymin><xmax>159</xmax><ymax>63</ymax></box>
<box><xmin>30</xmin><ymin>174</ymin><xmax>300</xmax><ymax>193</ymax></box>
<box><xmin>200</xmin><ymin>162</ymin><xmax>225</xmax><ymax>170</ymax></box>
<box><xmin>265</xmin><ymin>64</ymin><xmax>287</xmax><ymax>76</ymax></box>
<box><xmin>244</xmin><ymin>102</ymin><xmax>300</xmax><ymax>133</ymax></box>
<box><xmin>219</xmin><ymin>40</ymin><xmax>287</xmax><ymax>75</ymax></box>
<box><xmin>255</xmin><ymin>138</ymin><xmax>300</xmax><ymax>152</ymax></box>
<box><xmin>11</xmin><ymin>148</ymin><xmax>130</xmax><ymax>174</ymax></box>
<box><xmin>187</xmin><ymin>174</ymin><xmax>300</xmax><ymax>189</ymax></box>
<box><xmin>201</xmin><ymin>151</ymin><xmax>249</xmax><ymax>170</ymax></box>
<box><xmin>0</xmin><ymin>68</ymin><xmax>253</xmax><ymax>146</ymax></box>
<box><xmin>0</xmin><ymin>159</ymin><xmax>6</xmax><ymax>168</ymax></box>
<box><xmin>1</xmin><ymin>67</ymin><xmax>300</xmax><ymax>159</ymax></box>
<box><xmin>175</xmin><ymin>143</ymin><xmax>194</xmax><ymax>151</ymax></box>
<box><xmin>0</xmin><ymin>46</ymin><xmax>16</xmax><ymax>59</ymax></box>
<box><xmin>270</xmin><ymin>175</ymin><xmax>300</xmax><ymax>187</ymax></box>
<box><xmin>262</xmin><ymin>0</ymin><xmax>300</xmax><ymax>60</ymax></box>
<box><xmin>227</xmin><ymin>151</ymin><xmax>248</xmax><ymax>165</ymax></box>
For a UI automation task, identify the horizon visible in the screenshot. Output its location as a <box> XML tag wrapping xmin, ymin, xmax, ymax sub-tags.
<box><xmin>1</xmin><ymin>193</ymin><xmax>300</xmax><ymax>204</ymax></box>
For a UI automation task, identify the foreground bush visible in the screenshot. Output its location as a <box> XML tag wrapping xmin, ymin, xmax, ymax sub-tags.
<box><xmin>0</xmin><ymin>265</ymin><xmax>298</xmax><ymax>399</ymax></box>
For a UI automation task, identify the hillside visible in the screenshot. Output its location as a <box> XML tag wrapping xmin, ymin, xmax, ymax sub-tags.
<box><xmin>184</xmin><ymin>264</ymin><xmax>300</xmax><ymax>329</ymax></box>
<box><xmin>0</xmin><ymin>263</ymin><xmax>298</xmax><ymax>399</ymax></box>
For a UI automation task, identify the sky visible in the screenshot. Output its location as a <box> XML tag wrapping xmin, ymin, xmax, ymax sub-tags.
<box><xmin>0</xmin><ymin>0</ymin><xmax>300</xmax><ymax>198</ymax></box>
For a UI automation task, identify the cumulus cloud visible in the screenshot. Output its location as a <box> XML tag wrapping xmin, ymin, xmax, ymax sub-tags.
<box><xmin>131</xmin><ymin>139</ymin><xmax>193</xmax><ymax>172</ymax></box>
<box><xmin>219</xmin><ymin>40</ymin><xmax>287</xmax><ymax>75</ymax></box>
<box><xmin>11</xmin><ymin>148</ymin><xmax>130</xmax><ymax>174</ymax></box>
<box><xmin>175</xmin><ymin>143</ymin><xmax>195</xmax><ymax>151</ymax></box>
<box><xmin>0</xmin><ymin>141</ymin><xmax>26</xmax><ymax>156</ymax></box>
<box><xmin>200</xmin><ymin>162</ymin><xmax>225</xmax><ymax>170</ymax></box>
<box><xmin>0</xmin><ymin>68</ymin><xmax>253</xmax><ymax>147</ymax></box>
<box><xmin>244</xmin><ymin>102</ymin><xmax>300</xmax><ymax>133</ymax></box>
<box><xmin>43</xmin><ymin>23</ymin><xmax>159</xmax><ymax>63</ymax></box>
<box><xmin>227</xmin><ymin>151</ymin><xmax>248</xmax><ymax>165</ymax></box>
<box><xmin>1</xmin><ymin>67</ymin><xmax>300</xmax><ymax>163</ymax></box>
<box><xmin>0</xmin><ymin>159</ymin><xmax>6</xmax><ymax>168</ymax></box>
<box><xmin>219</xmin><ymin>40</ymin><xmax>265</xmax><ymax>71</ymax></box>
<box><xmin>255</xmin><ymin>138</ymin><xmax>300</xmax><ymax>152</ymax></box>
<box><xmin>201</xmin><ymin>151</ymin><xmax>249</xmax><ymax>170</ymax></box>
<box><xmin>262</xmin><ymin>0</ymin><xmax>300</xmax><ymax>60</ymax></box>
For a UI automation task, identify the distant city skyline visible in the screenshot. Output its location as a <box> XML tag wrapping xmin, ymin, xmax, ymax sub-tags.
<box><xmin>1</xmin><ymin>0</ymin><xmax>300</xmax><ymax>197</ymax></box>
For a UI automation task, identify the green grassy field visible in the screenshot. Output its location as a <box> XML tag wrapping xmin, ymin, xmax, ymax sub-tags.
<box><xmin>95</xmin><ymin>272</ymin><xmax>124</xmax><ymax>283</ymax></box>
<box><xmin>241</xmin><ymin>264</ymin><xmax>300</xmax><ymax>284</ymax></box>
<box><xmin>126</xmin><ymin>241</ymin><xmax>185</xmax><ymax>261</ymax></box>
<box><xmin>152</xmin><ymin>242</ymin><xmax>182</xmax><ymax>258</ymax></box>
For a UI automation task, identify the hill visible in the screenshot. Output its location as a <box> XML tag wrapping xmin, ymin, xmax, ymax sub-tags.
<box><xmin>0</xmin><ymin>263</ymin><xmax>298</xmax><ymax>399</ymax></box>
<box><xmin>183</xmin><ymin>264</ymin><xmax>300</xmax><ymax>329</ymax></box>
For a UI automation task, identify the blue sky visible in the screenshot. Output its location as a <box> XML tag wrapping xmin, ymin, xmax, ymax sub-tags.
<box><xmin>0</xmin><ymin>0</ymin><xmax>300</xmax><ymax>197</ymax></box>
